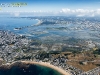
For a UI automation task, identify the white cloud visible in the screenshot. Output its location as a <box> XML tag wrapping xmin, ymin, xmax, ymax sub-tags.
<box><xmin>10</xmin><ymin>12</ymin><xmax>20</xmax><ymax>17</ymax></box>
<box><xmin>76</xmin><ymin>14</ymin><xmax>85</xmax><ymax>17</ymax></box>
<box><xmin>1</xmin><ymin>8</ymin><xmax>100</xmax><ymax>17</ymax></box>
<box><xmin>91</xmin><ymin>14</ymin><xmax>95</xmax><ymax>17</ymax></box>
<box><xmin>60</xmin><ymin>8</ymin><xmax>100</xmax><ymax>17</ymax></box>
<box><xmin>62</xmin><ymin>8</ymin><xmax>71</xmax><ymax>13</ymax></box>
<box><xmin>96</xmin><ymin>9</ymin><xmax>100</xmax><ymax>14</ymax></box>
<box><xmin>76</xmin><ymin>9</ymin><xmax>90</xmax><ymax>14</ymax></box>
<box><xmin>14</xmin><ymin>12</ymin><xmax>20</xmax><ymax>17</ymax></box>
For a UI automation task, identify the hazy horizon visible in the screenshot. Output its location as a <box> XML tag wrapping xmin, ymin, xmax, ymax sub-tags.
<box><xmin>0</xmin><ymin>0</ymin><xmax>100</xmax><ymax>17</ymax></box>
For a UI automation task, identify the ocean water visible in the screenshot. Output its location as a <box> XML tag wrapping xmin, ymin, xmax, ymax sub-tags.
<box><xmin>0</xmin><ymin>17</ymin><xmax>97</xmax><ymax>40</ymax></box>
<box><xmin>0</xmin><ymin>17</ymin><xmax>65</xmax><ymax>75</ymax></box>
<box><xmin>0</xmin><ymin>17</ymin><xmax>38</xmax><ymax>35</ymax></box>
<box><xmin>0</xmin><ymin>64</ymin><xmax>62</xmax><ymax>75</ymax></box>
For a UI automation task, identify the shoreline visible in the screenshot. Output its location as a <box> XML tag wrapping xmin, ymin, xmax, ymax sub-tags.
<box><xmin>0</xmin><ymin>61</ymin><xmax>71</xmax><ymax>75</ymax></box>
<box><xmin>35</xmin><ymin>19</ymin><xmax>42</xmax><ymax>26</ymax></box>
<box><xmin>21</xmin><ymin>61</ymin><xmax>71</xmax><ymax>75</ymax></box>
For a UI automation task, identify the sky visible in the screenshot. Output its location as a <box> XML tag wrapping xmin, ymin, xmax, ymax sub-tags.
<box><xmin>0</xmin><ymin>0</ymin><xmax>100</xmax><ymax>17</ymax></box>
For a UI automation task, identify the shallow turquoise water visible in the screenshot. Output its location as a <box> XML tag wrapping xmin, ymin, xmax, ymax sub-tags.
<box><xmin>0</xmin><ymin>64</ymin><xmax>62</xmax><ymax>75</ymax></box>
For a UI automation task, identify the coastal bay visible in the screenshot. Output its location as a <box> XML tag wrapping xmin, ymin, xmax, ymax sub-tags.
<box><xmin>0</xmin><ymin>61</ymin><xmax>70</xmax><ymax>75</ymax></box>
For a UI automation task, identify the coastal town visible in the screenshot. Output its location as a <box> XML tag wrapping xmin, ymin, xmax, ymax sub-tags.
<box><xmin>1</xmin><ymin>0</ymin><xmax>100</xmax><ymax>74</ymax></box>
<box><xmin>0</xmin><ymin>29</ymin><xmax>100</xmax><ymax>75</ymax></box>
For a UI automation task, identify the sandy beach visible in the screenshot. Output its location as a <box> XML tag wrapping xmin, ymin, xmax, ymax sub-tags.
<box><xmin>21</xmin><ymin>61</ymin><xmax>71</xmax><ymax>75</ymax></box>
<box><xmin>35</xmin><ymin>19</ymin><xmax>42</xmax><ymax>26</ymax></box>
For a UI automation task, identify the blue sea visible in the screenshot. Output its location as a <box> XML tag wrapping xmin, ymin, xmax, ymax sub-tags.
<box><xmin>0</xmin><ymin>17</ymin><xmax>64</xmax><ymax>75</ymax></box>
<box><xmin>0</xmin><ymin>64</ymin><xmax>62</xmax><ymax>75</ymax></box>
<box><xmin>0</xmin><ymin>17</ymin><xmax>38</xmax><ymax>36</ymax></box>
<box><xmin>0</xmin><ymin>17</ymin><xmax>97</xmax><ymax>40</ymax></box>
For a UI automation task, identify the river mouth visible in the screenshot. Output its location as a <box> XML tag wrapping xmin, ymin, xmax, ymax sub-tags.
<box><xmin>0</xmin><ymin>62</ymin><xmax>62</xmax><ymax>75</ymax></box>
